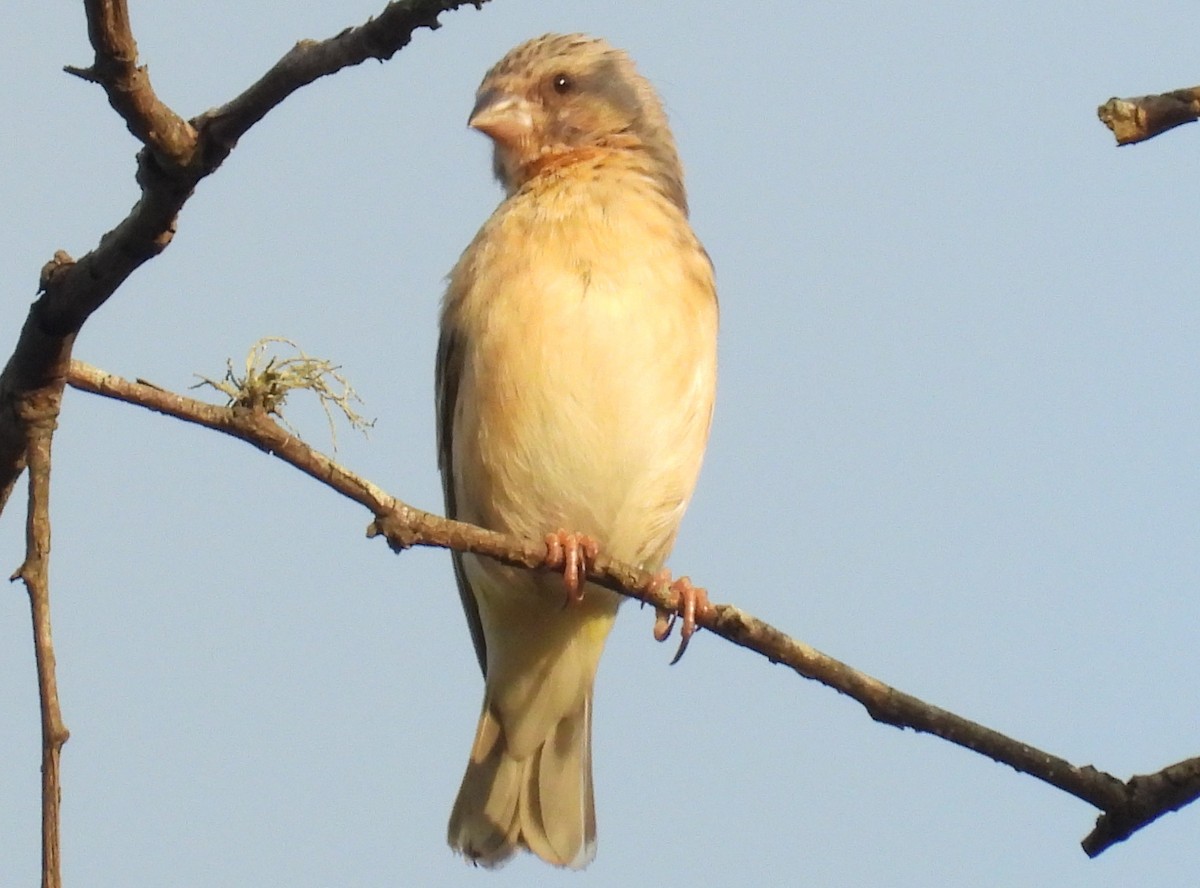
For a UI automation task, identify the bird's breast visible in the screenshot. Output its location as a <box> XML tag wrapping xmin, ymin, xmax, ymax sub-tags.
<box><xmin>448</xmin><ymin>175</ymin><xmax>717</xmax><ymax>567</ymax></box>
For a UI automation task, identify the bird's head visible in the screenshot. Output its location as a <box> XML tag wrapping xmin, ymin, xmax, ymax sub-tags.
<box><xmin>469</xmin><ymin>34</ymin><xmax>686</xmax><ymax>210</ymax></box>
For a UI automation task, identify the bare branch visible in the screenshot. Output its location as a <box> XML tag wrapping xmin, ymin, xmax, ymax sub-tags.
<box><xmin>0</xmin><ymin>0</ymin><xmax>489</xmax><ymax>515</ymax></box>
<box><xmin>1083</xmin><ymin>756</ymin><xmax>1200</xmax><ymax>856</ymax></box>
<box><xmin>1097</xmin><ymin>86</ymin><xmax>1200</xmax><ymax>145</ymax></box>
<box><xmin>64</xmin><ymin>0</ymin><xmax>199</xmax><ymax>165</ymax></box>
<box><xmin>9</xmin><ymin>381</ymin><xmax>69</xmax><ymax>888</ymax></box>
<box><xmin>66</xmin><ymin>360</ymin><xmax>1197</xmax><ymax>854</ymax></box>
<box><xmin>0</xmin><ymin>4</ymin><xmax>488</xmax><ymax>879</ymax></box>
<box><xmin>198</xmin><ymin>0</ymin><xmax>488</xmax><ymax>162</ymax></box>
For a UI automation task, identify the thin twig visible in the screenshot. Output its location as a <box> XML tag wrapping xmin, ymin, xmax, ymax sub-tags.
<box><xmin>198</xmin><ymin>0</ymin><xmax>489</xmax><ymax>161</ymax></box>
<box><xmin>9</xmin><ymin>391</ymin><xmax>69</xmax><ymax>888</ymax></box>
<box><xmin>65</xmin><ymin>360</ymin><xmax>1197</xmax><ymax>854</ymax></box>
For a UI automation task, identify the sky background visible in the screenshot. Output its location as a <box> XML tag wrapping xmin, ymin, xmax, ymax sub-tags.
<box><xmin>2</xmin><ymin>2</ymin><xmax>1198</xmax><ymax>886</ymax></box>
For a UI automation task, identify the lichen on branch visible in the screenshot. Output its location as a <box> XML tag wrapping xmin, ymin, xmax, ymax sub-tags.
<box><xmin>193</xmin><ymin>337</ymin><xmax>373</xmax><ymax>452</ymax></box>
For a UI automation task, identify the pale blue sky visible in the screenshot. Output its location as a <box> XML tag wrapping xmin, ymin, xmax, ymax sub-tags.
<box><xmin>2</xmin><ymin>2</ymin><xmax>1198</xmax><ymax>886</ymax></box>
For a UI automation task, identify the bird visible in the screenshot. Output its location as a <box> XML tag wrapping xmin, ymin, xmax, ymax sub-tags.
<box><xmin>436</xmin><ymin>33</ymin><xmax>718</xmax><ymax>869</ymax></box>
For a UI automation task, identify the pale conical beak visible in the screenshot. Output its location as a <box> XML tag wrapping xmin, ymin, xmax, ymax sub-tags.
<box><xmin>468</xmin><ymin>88</ymin><xmax>534</xmax><ymax>145</ymax></box>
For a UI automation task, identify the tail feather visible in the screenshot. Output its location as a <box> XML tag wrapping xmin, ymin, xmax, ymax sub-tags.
<box><xmin>448</xmin><ymin>694</ymin><xmax>595</xmax><ymax>869</ymax></box>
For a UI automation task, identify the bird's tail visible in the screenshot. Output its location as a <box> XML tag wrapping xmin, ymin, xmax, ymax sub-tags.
<box><xmin>448</xmin><ymin>690</ymin><xmax>596</xmax><ymax>869</ymax></box>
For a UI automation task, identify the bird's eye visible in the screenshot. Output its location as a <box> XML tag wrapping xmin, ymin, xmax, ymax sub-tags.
<box><xmin>551</xmin><ymin>73</ymin><xmax>573</xmax><ymax>94</ymax></box>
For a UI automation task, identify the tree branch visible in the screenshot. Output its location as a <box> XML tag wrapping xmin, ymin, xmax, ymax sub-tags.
<box><xmin>1097</xmin><ymin>86</ymin><xmax>1200</xmax><ymax>145</ymax></box>
<box><xmin>64</xmin><ymin>0</ymin><xmax>199</xmax><ymax>165</ymax></box>
<box><xmin>65</xmin><ymin>360</ymin><xmax>1198</xmax><ymax>855</ymax></box>
<box><xmin>1083</xmin><ymin>756</ymin><xmax>1200</xmax><ymax>856</ymax></box>
<box><xmin>0</xmin><ymin>0</ymin><xmax>489</xmax><ymax>516</ymax></box>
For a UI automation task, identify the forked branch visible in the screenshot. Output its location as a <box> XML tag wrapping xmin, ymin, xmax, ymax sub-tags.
<box><xmin>0</xmin><ymin>0</ymin><xmax>489</xmax><ymax>515</ymax></box>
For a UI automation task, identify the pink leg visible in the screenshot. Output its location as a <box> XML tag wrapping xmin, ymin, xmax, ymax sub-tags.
<box><xmin>543</xmin><ymin>529</ymin><xmax>600</xmax><ymax>604</ymax></box>
<box><xmin>648</xmin><ymin>570</ymin><xmax>712</xmax><ymax>664</ymax></box>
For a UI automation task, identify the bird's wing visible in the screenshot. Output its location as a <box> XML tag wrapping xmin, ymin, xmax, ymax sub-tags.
<box><xmin>435</xmin><ymin>323</ymin><xmax>488</xmax><ymax>674</ymax></box>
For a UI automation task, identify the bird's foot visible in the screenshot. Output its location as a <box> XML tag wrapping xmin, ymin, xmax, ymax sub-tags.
<box><xmin>649</xmin><ymin>570</ymin><xmax>712</xmax><ymax>664</ymax></box>
<box><xmin>543</xmin><ymin>529</ymin><xmax>600</xmax><ymax>604</ymax></box>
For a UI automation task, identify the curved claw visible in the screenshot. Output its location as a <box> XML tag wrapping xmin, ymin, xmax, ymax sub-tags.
<box><xmin>653</xmin><ymin>607</ymin><xmax>676</xmax><ymax>642</ymax></box>
<box><xmin>543</xmin><ymin>529</ymin><xmax>600</xmax><ymax>604</ymax></box>
<box><xmin>648</xmin><ymin>570</ymin><xmax>711</xmax><ymax>664</ymax></box>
